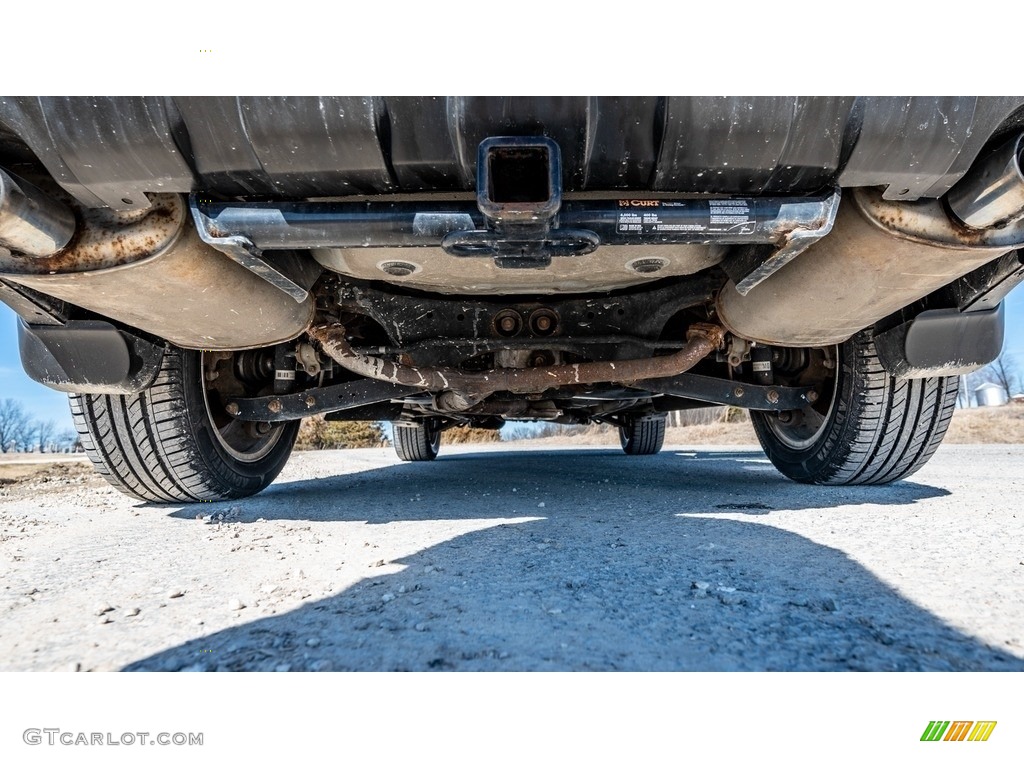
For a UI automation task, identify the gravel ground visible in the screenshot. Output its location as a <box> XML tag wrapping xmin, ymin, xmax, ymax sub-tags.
<box><xmin>0</xmin><ymin>443</ymin><xmax>1022</xmax><ymax>672</ymax></box>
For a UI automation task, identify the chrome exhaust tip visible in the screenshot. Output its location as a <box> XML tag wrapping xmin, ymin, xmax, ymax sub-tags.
<box><xmin>0</xmin><ymin>169</ymin><xmax>76</xmax><ymax>258</ymax></box>
<box><xmin>947</xmin><ymin>133</ymin><xmax>1024</xmax><ymax>230</ymax></box>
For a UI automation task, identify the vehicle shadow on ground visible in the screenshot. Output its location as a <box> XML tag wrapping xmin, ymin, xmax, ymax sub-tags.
<box><xmin>128</xmin><ymin>449</ymin><xmax>1023</xmax><ymax>671</ymax></box>
<box><xmin>163</xmin><ymin>448</ymin><xmax>951</xmax><ymax>524</ymax></box>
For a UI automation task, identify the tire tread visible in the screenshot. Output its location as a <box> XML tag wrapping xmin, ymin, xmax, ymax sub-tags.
<box><xmin>752</xmin><ymin>329</ymin><xmax>958</xmax><ymax>486</ymax></box>
<box><xmin>394</xmin><ymin>423</ymin><xmax>439</xmax><ymax>462</ymax></box>
<box><xmin>70</xmin><ymin>348</ymin><xmax>296</xmax><ymax>503</ymax></box>
<box><xmin>620</xmin><ymin>415</ymin><xmax>667</xmax><ymax>456</ymax></box>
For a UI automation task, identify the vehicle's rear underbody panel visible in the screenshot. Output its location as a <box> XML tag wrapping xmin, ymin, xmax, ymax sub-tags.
<box><xmin>3</xmin><ymin>96</ymin><xmax>1024</xmax><ymax>209</ymax></box>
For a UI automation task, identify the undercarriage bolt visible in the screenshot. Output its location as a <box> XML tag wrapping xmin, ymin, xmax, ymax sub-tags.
<box><xmin>493</xmin><ymin>309</ymin><xmax>523</xmax><ymax>338</ymax></box>
<box><xmin>225</xmin><ymin>402</ymin><xmax>240</xmax><ymax>416</ymax></box>
<box><xmin>267</xmin><ymin>399</ymin><xmax>283</xmax><ymax>414</ymax></box>
<box><xmin>529</xmin><ymin>308</ymin><xmax>558</xmax><ymax>337</ymax></box>
<box><xmin>806</xmin><ymin>391</ymin><xmax>819</xmax><ymax>403</ymax></box>
<box><xmin>305</xmin><ymin>395</ymin><xmax>317</xmax><ymax>407</ymax></box>
<box><xmin>777</xmin><ymin>411</ymin><xmax>794</xmax><ymax>424</ymax></box>
<box><xmin>767</xmin><ymin>389</ymin><xmax>780</xmax><ymax>404</ymax></box>
<box><xmin>733</xmin><ymin>386</ymin><xmax>745</xmax><ymax>398</ymax></box>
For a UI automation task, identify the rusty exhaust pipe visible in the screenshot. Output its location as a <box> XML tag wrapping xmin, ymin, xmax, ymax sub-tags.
<box><xmin>309</xmin><ymin>322</ymin><xmax>725</xmax><ymax>401</ymax></box>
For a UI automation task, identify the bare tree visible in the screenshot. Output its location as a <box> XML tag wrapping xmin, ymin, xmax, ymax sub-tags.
<box><xmin>34</xmin><ymin>419</ymin><xmax>56</xmax><ymax>453</ymax></box>
<box><xmin>0</xmin><ymin>399</ymin><xmax>33</xmax><ymax>453</ymax></box>
<box><xmin>55</xmin><ymin>429</ymin><xmax>78</xmax><ymax>453</ymax></box>
<box><xmin>978</xmin><ymin>351</ymin><xmax>1023</xmax><ymax>399</ymax></box>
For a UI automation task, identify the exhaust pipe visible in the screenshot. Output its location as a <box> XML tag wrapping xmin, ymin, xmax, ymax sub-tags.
<box><xmin>309</xmin><ymin>321</ymin><xmax>725</xmax><ymax>404</ymax></box>
<box><xmin>717</xmin><ymin>134</ymin><xmax>1024</xmax><ymax>347</ymax></box>
<box><xmin>0</xmin><ymin>169</ymin><xmax>76</xmax><ymax>258</ymax></box>
<box><xmin>947</xmin><ymin>134</ymin><xmax>1024</xmax><ymax>229</ymax></box>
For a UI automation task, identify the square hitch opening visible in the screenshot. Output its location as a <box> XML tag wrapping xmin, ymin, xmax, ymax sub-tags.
<box><xmin>488</xmin><ymin>145</ymin><xmax>551</xmax><ymax>203</ymax></box>
<box><xmin>477</xmin><ymin>136</ymin><xmax>562</xmax><ymax>224</ymax></box>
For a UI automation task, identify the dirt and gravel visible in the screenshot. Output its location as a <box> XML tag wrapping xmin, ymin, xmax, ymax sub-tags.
<box><xmin>1</xmin><ymin>441</ymin><xmax>1022</xmax><ymax>672</ymax></box>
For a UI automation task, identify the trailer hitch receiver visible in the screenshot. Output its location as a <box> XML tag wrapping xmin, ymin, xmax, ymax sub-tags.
<box><xmin>442</xmin><ymin>137</ymin><xmax>599</xmax><ymax>268</ymax></box>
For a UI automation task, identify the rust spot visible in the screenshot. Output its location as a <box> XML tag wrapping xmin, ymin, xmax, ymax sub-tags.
<box><xmin>0</xmin><ymin>193</ymin><xmax>184</xmax><ymax>275</ymax></box>
<box><xmin>946</xmin><ymin>213</ymin><xmax>992</xmax><ymax>246</ymax></box>
<box><xmin>877</xmin><ymin>211</ymin><xmax>905</xmax><ymax>229</ymax></box>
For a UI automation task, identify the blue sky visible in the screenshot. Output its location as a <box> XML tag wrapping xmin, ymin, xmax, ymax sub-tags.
<box><xmin>1</xmin><ymin>304</ymin><xmax>79</xmax><ymax>432</ymax></box>
<box><xmin>4</xmin><ymin>289</ymin><xmax>1024</xmax><ymax>434</ymax></box>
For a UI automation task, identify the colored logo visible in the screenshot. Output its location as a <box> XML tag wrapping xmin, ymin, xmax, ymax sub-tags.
<box><xmin>920</xmin><ymin>721</ymin><xmax>997</xmax><ymax>742</ymax></box>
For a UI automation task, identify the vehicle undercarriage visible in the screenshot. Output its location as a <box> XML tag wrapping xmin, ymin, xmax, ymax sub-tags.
<box><xmin>2</xmin><ymin>97</ymin><xmax>1024</xmax><ymax>500</ymax></box>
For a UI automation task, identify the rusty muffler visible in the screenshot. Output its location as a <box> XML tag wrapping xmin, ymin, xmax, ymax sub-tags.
<box><xmin>0</xmin><ymin>192</ymin><xmax>314</xmax><ymax>350</ymax></box>
<box><xmin>717</xmin><ymin>134</ymin><xmax>1024</xmax><ymax>347</ymax></box>
<box><xmin>309</xmin><ymin>321</ymin><xmax>725</xmax><ymax>404</ymax></box>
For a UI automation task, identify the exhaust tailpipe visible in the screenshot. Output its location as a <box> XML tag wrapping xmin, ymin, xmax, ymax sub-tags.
<box><xmin>0</xmin><ymin>169</ymin><xmax>76</xmax><ymax>258</ymax></box>
<box><xmin>947</xmin><ymin>134</ymin><xmax>1024</xmax><ymax>230</ymax></box>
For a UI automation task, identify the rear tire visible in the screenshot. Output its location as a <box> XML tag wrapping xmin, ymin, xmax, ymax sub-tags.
<box><xmin>751</xmin><ymin>328</ymin><xmax>958</xmax><ymax>485</ymax></box>
<box><xmin>393</xmin><ymin>421</ymin><xmax>441</xmax><ymax>461</ymax></box>
<box><xmin>619</xmin><ymin>414</ymin><xmax>667</xmax><ymax>455</ymax></box>
<box><xmin>70</xmin><ymin>347</ymin><xmax>299</xmax><ymax>503</ymax></box>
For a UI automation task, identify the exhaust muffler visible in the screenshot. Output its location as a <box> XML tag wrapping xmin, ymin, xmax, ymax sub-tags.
<box><xmin>717</xmin><ymin>134</ymin><xmax>1024</xmax><ymax>347</ymax></box>
<box><xmin>0</xmin><ymin>191</ymin><xmax>314</xmax><ymax>349</ymax></box>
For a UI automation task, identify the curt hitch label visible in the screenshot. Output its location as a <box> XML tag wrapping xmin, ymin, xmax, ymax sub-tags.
<box><xmin>615</xmin><ymin>199</ymin><xmax>756</xmax><ymax>236</ymax></box>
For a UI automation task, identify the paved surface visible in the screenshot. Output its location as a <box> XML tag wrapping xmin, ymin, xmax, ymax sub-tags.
<box><xmin>1</xmin><ymin>444</ymin><xmax>1022</xmax><ymax>671</ymax></box>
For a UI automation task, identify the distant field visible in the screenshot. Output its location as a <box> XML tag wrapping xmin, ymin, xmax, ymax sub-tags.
<box><xmin>510</xmin><ymin>405</ymin><xmax>1024</xmax><ymax>447</ymax></box>
<box><xmin>0</xmin><ymin>457</ymin><xmax>91</xmax><ymax>485</ymax></box>
<box><xmin>944</xmin><ymin>404</ymin><xmax>1024</xmax><ymax>443</ymax></box>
